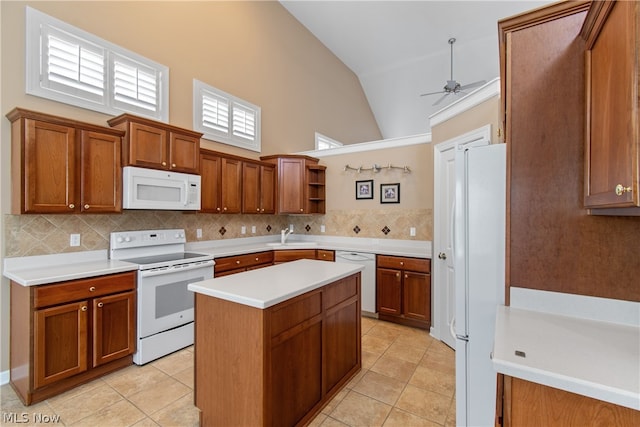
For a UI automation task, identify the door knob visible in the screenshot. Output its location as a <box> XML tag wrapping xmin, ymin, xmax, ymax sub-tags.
<box><xmin>438</xmin><ymin>252</ymin><xmax>447</xmax><ymax>260</ymax></box>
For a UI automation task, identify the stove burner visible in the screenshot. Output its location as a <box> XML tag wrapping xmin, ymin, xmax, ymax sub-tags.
<box><xmin>121</xmin><ymin>252</ymin><xmax>209</xmax><ymax>266</ymax></box>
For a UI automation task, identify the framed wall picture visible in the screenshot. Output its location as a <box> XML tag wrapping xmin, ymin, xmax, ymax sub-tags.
<box><xmin>355</xmin><ymin>180</ymin><xmax>374</xmax><ymax>199</ymax></box>
<box><xmin>380</xmin><ymin>183</ymin><xmax>400</xmax><ymax>204</ymax></box>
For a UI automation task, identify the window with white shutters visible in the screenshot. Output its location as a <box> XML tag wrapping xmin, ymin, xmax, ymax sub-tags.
<box><xmin>26</xmin><ymin>6</ymin><xmax>168</xmax><ymax>122</ymax></box>
<box><xmin>193</xmin><ymin>79</ymin><xmax>261</xmax><ymax>152</ymax></box>
<box><xmin>315</xmin><ymin>133</ymin><xmax>344</xmax><ymax>150</ymax></box>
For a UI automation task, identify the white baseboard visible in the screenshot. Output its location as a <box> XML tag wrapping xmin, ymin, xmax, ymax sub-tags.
<box><xmin>1</xmin><ymin>369</ymin><xmax>9</xmax><ymax>385</ymax></box>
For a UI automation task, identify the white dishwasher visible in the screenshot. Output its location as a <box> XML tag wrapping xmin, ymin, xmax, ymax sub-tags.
<box><xmin>335</xmin><ymin>251</ymin><xmax>376</xmax><ymax>316</ymax></box>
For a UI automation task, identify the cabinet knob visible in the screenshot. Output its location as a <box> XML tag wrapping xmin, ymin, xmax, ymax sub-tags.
<box><xmin>84</xmin><ymin>204</ymin><xmax>90</xmax><ymax>209</ymax></box>
<box><xmin>260</xmin><ymin>208</ymin><xmax>264</xmax><ymax>212</ymax></box>
<box><xmin>255</xmin><ymin>257</ymin><xmax>259</xmax><ymax>261</ymax></box>
<box><xmin>216</xmin><ymin>207</ymin><xmax>221</xmax><ymax>212</ymax></box>
<box><xmin>615</xmin><ymin>184</ymin><xmax>632</xmax><ymax>196</ymax></box>
<box><xmin>300</xmin><ymin>209</ymin><xmax>304</xmax><ymax>212</ymax></box>
<box><xmin>162</xmin><ymin>161</ymin><xmax>167</xmax><ymax>166</ymax></box>
<box><xmin>396</xmin><ymin>272</ymin><xmax>400</xmax><ymax>278</ymax></box>
<box><xmin>97</xmin><ymin>302</ymin><xmax>104</xmax><ymax>308</ymax></box>
<box><xmin>256</xmin><ymin>208</ymin><xmax>260</xmax><ymax>212</ymax></box>
<box><xmin>89</xmin><ymin>286</ymin><xmax>96</xmax><ymax>292</ymax></box>
<box><xmin>81</xmin><ymin>306</ymin><xmax>87</xmax><ymax>311</ymax></box>
<box><xmin>172</xmin><ymin>163</ymin><xmax>176</xmax><ymax>168</ymax></box>
<box><xmin>236</xmin><ymin>260</ymin><xmax>241</xmax><ymax>264</ymax></box>
<box><xmin>400</xmin><ymin>261</ymin><xmax>404</xmax><ymax>266</ymax></box>
<box><xmin>69</xmin><ymin>204</ymin><xmax>75</xmax><ymax>209</ymax></box>
<box><xmin>223</xmin><ymin>207</ymin><xmax>228</xmax><ymax>211</ymax></box>
<box><xmin>405</xmin><ymin>274</ymin><xmax>408</xmax><ymax>279</ymax></box>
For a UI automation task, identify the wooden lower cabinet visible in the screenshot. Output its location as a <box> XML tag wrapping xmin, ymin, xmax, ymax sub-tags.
<box><xmin>214</xmin><ymin>251</ymin><xmax>274</xmax><ymax>277</ymax></box>
<box><xmin>194</xmin><ymin>272</ymin><xmax>361</xmax><ymax>426</ymax></box>
<box><xmin>10</xmin><ymin>272</ymin><xmax>136</xmax><ymax>405</ymax></box>
<box><xmin>502</xmin><ymin>376</ymin><xmax>640</xmax><ymax>426</ymax></box>
<box><xmin>376</xmin><ymin>255</ymin><xmax>431</xmax><ymax>329</ymax></box>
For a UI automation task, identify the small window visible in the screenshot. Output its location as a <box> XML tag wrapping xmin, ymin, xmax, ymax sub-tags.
<box><xmin>26</xmin><ymin>7</ymin><xmax>168</xmax><ymax>122</ymax></box>
<box><xmin>194</xmin><ymin>79</ymin><xmax>261</xmax><ymax>152</ymax></box>
<box><xmin>315</xmin><ymin>132</ymin><xmax>343</xmax><ymax>150</ymax></box>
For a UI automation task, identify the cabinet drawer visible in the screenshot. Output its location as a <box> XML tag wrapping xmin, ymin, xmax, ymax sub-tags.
<box><xmin>316</xmin><ymin>250</ymin><xmax>335</xmax><ymax>262</ymax></box>
<box><xmin>324</xmin><ymin>274</ymin><xmax>359</xmax><ymax>309</ymax></box>
<box><xmin>377</xmin><ymin>255</ymin><xmax>430</xmax><ymax>273</ymax></box>
<box><xmin>273</xmin><ymin>249</ymin><xmax>317</xmax><ymax>263</ymax></box>
<box><xmin>34</xmin><ymin>272</ymin><xmax>135</xmax><ymax>309</ymax></box>
<box><xmin>215</xmin><ymin>251</ymin><xmax>274</xmax><ymax>273</ymax></box>
<box><xmin>269</xmin><ymin>291</ymin><xmax>322</xmax><ymax>338</ymax></box>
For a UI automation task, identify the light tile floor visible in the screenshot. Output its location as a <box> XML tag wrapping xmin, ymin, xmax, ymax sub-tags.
<box><xmin>1</xmin><ymin>317</ymin><xmax>455</xmax><ymax>427</ymax></box>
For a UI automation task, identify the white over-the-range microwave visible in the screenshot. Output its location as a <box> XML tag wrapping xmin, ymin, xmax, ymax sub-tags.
<box><xmin>122</xmin><ymin>166</ymin><xmax>201</xmax><ymax>210</ymax></box>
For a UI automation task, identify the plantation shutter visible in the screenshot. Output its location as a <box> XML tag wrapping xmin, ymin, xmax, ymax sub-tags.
<box><xmin>232</xmin><ymin>102</ymin><xmax>256</xmax><ymax>141</ymax></box>
<box><xmin>112</xmin><ymin>54</ymin><xmax>159</xmax><ymax>113</ymax></box>
<box><xmin>202</xmin><ymin>91</ymin><xmax>230</xmax><ymax>134</ymax></box>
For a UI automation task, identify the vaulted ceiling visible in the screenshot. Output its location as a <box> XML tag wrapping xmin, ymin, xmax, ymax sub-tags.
<box><xmin>280</xmin><ymin>0</ymin><xmax>553</xmax><ymax>140</ymax></box>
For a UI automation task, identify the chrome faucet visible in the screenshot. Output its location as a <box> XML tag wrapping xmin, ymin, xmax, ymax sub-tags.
<box><xmin>281</xmin><ymin>227</ymin><xmax>293</xmax><ymax>244</ymax></box>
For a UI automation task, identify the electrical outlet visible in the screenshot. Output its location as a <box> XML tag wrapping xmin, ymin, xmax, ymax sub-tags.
<box><xmin>241</xmin><ymin>226</ymin><xmax>246</xmax><ymax>235</ymax></box>
<box><xmin>251</xmin><ymin>225</ymin><xmax>256</xmax><ymax>234</ymax></box>
<box><xmin>70</xmin><ymin>234</ymin><xmax>81</xmax><ymax>247</ymax></box>
<box><xmin>196</xmin><ymin>228</ymin><xmax>202</xmax><ymax>239</ymax></box>
<box><xmin>289</xmin><ymin>224</ymin><xmax>294</xmax><ymax>232</ymax></box>
<box><xmin>320</xmin><ymin>225</ymin><xmax>326</xmax><ymax>233</ymax></box>
<box><xmin>410</xmin><ymin>227</ymin><xmax>416</xmax><ymax>237</ymax></box>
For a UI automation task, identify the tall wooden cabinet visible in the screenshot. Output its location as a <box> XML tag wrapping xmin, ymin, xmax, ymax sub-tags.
<box><xmin>260</xmin><ymin>154</ymin><xmax>326</xmax><ymax>214</ymax></box>
<box><xmin>10</xmin><ymin>272</ymin><xmax>136</xmax><ymax>405</ymax></box>
<box><xmin>581</xmin><ymin>0</ymin><xmax>640</xmax><ymax>213</ymax></box>
<box><xmin>6</xmin><ymin>108</ymin><xmax>124</xmax><ymax>214</ymax></box>
<box><xmin>108</xmin><ymin>113</ymin><xmax>202</xmax><ymax>174</ymax></box>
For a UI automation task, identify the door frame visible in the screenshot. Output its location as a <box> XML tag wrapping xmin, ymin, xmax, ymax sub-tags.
<box><xmin>432</xmin><ymin>124</ymin><xmax>492</xmax><ymax>344</ymax></box>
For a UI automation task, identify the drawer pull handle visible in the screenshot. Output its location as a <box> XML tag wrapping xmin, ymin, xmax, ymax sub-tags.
<box><xmin>97</xmin><ymin>302</ymin><xmax>104</xmax><ymax>308</ymax></box>
<box><xmin>81</xmin><ymin>306</ymin><xmax>87</xmax><ymax>311</ymax></box>
<box><xmin>89</xmin><ymin>286</ymin><xmax>96</xmax><ymax>292</ymax></box>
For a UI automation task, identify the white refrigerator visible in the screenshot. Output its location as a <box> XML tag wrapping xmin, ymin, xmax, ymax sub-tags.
<box><xmin>453</xmin><ymin>143</ymin><xmax>506</xmax><ymax>427</ymax></box>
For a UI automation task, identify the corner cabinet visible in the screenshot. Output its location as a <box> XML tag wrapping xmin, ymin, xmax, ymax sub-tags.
<box><xmin>260</xmin><ymin>155</ymin><xmax>326</xmax><ymax>214</ymax></box>
<box><xmin>581</xmin><ymin>0</ymin><xmax>640</xmax><ymax>214</ymax></box>
<box><xmin>6</xmin><ymin>108</ymin><xmax>125</xmax><ymax>214</ymax></box>
<box><xmin>10</xmin><ymin>272</ymin><xmax>136</xmax><ymax>405</ymax></box>
<box><xmin>376</xmin><ymin>255</ymin><xmax>431</xmax><ymax>329</ymax></box>
<box><xmin>108</xmin><ymin>113</ymin><xmax>202</xmax><ymax>174</ymax></box>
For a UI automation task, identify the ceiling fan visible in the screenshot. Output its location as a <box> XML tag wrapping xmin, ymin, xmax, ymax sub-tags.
<box><xmin>420</xmin><ymin>38</ymin><xmax>486</xmax><ymax>106</ymax></box>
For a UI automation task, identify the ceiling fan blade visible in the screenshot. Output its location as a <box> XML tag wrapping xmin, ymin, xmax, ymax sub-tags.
<box><xmin>433</xmin><ymin>93</ymin><xmax>449</xmax><ymax>106</ymax></box>
<box><xmin>459</xmin><ymin>80</ymin><xmax>486</xmax><ymax>91</ymax></box>
<box><xmin>420</xmin><ymin>90</ymin><xmax>445</xmax><ymax>97</ymax></box>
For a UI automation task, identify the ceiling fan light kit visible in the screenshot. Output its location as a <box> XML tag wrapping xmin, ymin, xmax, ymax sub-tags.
<box><xmin>420</xmin><ymin>37</ymin><xmax>486</xmax><ymax>106</ymax></box>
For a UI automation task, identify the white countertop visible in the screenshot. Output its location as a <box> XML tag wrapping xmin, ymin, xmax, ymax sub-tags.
<box><xmin>188</xmin><ymin>259</ymin><xmax>364</xmax><ymax>309</ymax></box>
<box><xmin>493</xmin><ymin>305</ymin><xmax>640</xmax><ymax>410</ymax></box>
<box><xmin>3</xmin><ymin>250</ymin><xmax>138</xmax><ymax>286</ymax></box>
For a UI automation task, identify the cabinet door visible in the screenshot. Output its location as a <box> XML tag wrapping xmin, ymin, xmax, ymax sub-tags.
<box><xmin>584</xmin><ymin>0</ymin><xmax>639</xmax><ymax>208</ymax></box>
<box><xmin>242</xmin><ymin>161</ymin><xmax>261</xmax><ymax>214</ymax></box>
<box><xmin>200</xmin><ymin>152</ymin><xmax>222</xmax><ymax>213</ymax></box>
<box><xmin>93</xmin><ymin>291</ymin><xmax>136</xmax><ymax>367</ymax></box>
<box><xmin>169</xmin><ymin>131</ymin><xmax>199</xmax><ymax>173</ymax></box>
<box><xmin>403</xmin><ymin>271</ymin><xmax>431</xmax><ymax>322</ymax></box>
<box><xmin>80</xmin><ymin>130</ymin><xmax>122</xmax><ymax>213</ymax></box>
<box><xmin>34</xmin><ymin>301</ymin><xmax>88</xmax><ymax>389</ymax></box>
<box><xmin>221</xmin><ymin>158</ymin><xmax>242</xmax><ymax>213</ymax></box>
<box><xmin>24</xmin><ymin>119</ymin><xmax>77</xmax><ymax>213</ymax></box>
<box><xmin>278</xmin><ymin>157</ymin><xmax>305</xmax><ymax>214</ymax></box>
<box><xmin>260</xmin><ymin>164</ymin><xmax>276</xmax><ymax>214</ymax></box>
<box><xmin>376</xmin><ymin>268</ymin><xmax>402</xmax><ymax>315</ymax></box>
<box><xmin>128</xmin><ymin>122</ymin><xmax>167</xmax><ymax>169</ymax></box>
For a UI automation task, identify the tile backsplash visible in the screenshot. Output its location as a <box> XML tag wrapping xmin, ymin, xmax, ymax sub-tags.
<box><xmin>4</xmin><ymin>209</ymin><xmax>432</xmax><ymax>257</ymax></box>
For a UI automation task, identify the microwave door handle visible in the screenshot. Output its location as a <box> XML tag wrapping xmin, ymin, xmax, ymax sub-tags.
<box><xmin>183</xmin><ymin>181</ymin><xmax>188</xmax><ymax>206</ymax></box>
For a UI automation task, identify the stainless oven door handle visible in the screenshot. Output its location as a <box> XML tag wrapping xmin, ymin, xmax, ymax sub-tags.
<box><xmin>140</xmin><ymin>260</ymin><xmax>214</xmax><ymax>277</ymax></box>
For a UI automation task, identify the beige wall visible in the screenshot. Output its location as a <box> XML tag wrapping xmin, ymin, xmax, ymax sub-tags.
<box><xmin>430</xmin><ymin>97</ymin><xmax>502</xmax><ymax>145</ymax></box>
<box><xmin>0</xmin><ymin>1</ymin><xmax>382</xmax><ymax>375</ymax></box>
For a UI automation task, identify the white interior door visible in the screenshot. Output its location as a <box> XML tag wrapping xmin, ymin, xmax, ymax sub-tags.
<box><xmin>433</xmin><ymin>125</ymin><xmax>492</xmax><ymax>349</ymax></box>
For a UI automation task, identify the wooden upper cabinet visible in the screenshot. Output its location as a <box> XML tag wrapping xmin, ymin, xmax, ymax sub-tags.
<box><xmin>242</xmin><ymin>161</ymin><xmax>275</xmax><ymax>214</ymax></box>
<box><xmin>582</xmin><ymin>0</ymin><xmax>640</xmax><ymax>211</ymax></box>
<box><xmin>108</xmin><ymin>113</ymin><xmax>202</xmax><ymax>174</ymax></box>
<box><xmin>221</xmin><ymin>157</ymin><xmax>242</xmax><ymax>213</ymax></box>
<box><xmin>199</xmin><ymin>149</ymin><xmax>242</xmax><ymax>213</ymax></box>
<box><xmin>6</xmin><ymin>108</ymin><xmax>124</xmax><ymax>214</ymax></box>
<box><xmin>260</xmin><ymin>154</ymin><xmax>325</xmax><ymax>214</ymax></box>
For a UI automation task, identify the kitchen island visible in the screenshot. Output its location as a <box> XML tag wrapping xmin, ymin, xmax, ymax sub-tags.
<box><xmin>188</xmin><ymin>259</ymin><xmax>363</xmax><ymax>427</ymax></box>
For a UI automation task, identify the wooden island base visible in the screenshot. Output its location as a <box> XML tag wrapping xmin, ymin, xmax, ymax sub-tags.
<box><xmin>194</xmin><ymin>271</ymin><xmax>361</xmax><ymax>427</ymax></box>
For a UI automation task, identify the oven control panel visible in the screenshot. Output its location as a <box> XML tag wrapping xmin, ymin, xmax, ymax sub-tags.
<box><xmin>110</xmin><ymin>229</ymin><xmax>186</xmax><ymax>251</ymax></box>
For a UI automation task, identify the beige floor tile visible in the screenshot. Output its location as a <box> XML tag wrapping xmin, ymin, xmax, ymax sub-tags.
<box><xmin>362</xmin><ymin>334</ymin><xmax>394</xmax><ymax>355</ymax></box>
<box><xmin>131</xmin><ymin>417</ymin><xmax>161</xmax><ymax>427</ymax></box>
<box><xmin>47</xmin><ymin>382</ymin><xmax>123</xmax><ymax>425</ymax></box>
<box><xmin>150</xmin><ymin>392</ymin><xmax>199</xmax><ymax>427</ymax></box>
<box><xmin>321</xmin><ymin>416</ymin><xmax>350</xmax><ymax>426</ymax></box>
<box><xmin>45</xmin><ymin>378</ymin><xmax>105</xmax><ymax>406</ymax></box>
<box><xmin>361</xmin><ymin>317</ymin><xmax>378</xmax><ymax>334</ymax></box>
<box><xmin>321</xmin><ymin>387</ymin><xmax>349</xmax><ymax>415</ymax></box>
<box><xmin>69</xmin><ymin>399</ymin><xmax>146</xmax><ymax>427</ymax></box>
<box><xmin>367</xmin><ymin>323</ymin><xmax>404</xmax><ymax>341</ymax></box>
<box><xmin>151</xmin><ymin>348</ymin><xmax>193</xmax><ymax>376</ymax></box>
<box><xmin>384</xmin><ymin>340</ymin><xmax>427</xmax><ymax>364</ymax></box>
<box><xmin>362</xmin><ymin>350</ymin><xmax>381</xmax><ymax>369</ymax></box>
<box><xmin>395</xmin><ymin>385</ymin><xmax>452</xmax><ymax>425</ymax></box>
<box><xmin>172</xmin><ymin>365</ymin><xmax>194</xmax><ymax>389</ymax></box>
<box><xmin>409</xmin><ymin>365</ymin><xmax>455</xmax><ymax>397</ymax></box>
<box><xmin>352</xmin><ymin>370</ymin><xmax>406</xmax><ymax>405</ymax></box>
<box><xmin>420</xmin><ymin>349</ymin><xmax>455</xmax><ymax>374</ymax></box>
<box><xmin>127</xmin><ymin>376</ymin><xmax>191</xmax><ymax>416</ymax></box>
<box><xmin>382</xmin><ymin>408</ymin><xmax>442</xmax><ymax>427</ymax></box>
<box><xmin>308</xmin><ymin>412</ymin><xmax>328</xmax><ymax>427</ymax></box>
<box><xmin>394</xmin><ymin>331</ymin><xmax>435</xmax><ymax>350</ymax></box>
<box><xmin>445</xmin><ymin>396</ymin><xmax>457</xmax><ymax>427</ymax></box>
<box><xmin>329</xmin><ymin>390</ymin><xmax>392</xmax><ymax>426</ymax></box>
<box><xmin>103</xmin><ymin>364</ymin><xmax>171</xmax><ymax>397</ymax></box>
<box><xmin>345</xmin><ymin>368</ymin><xmax>367</xmax><ymax>390</ymax></box>
<box><xmin>370</xmin><ymin>354</ymin><xmax>418</xmax><ymax>383</ymax></box>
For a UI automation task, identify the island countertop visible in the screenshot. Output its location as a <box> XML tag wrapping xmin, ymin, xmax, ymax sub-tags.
<box><xmin>188</xmin><ymin>258</ymin><xmax>364</xmax><ymax>309</ymax></box>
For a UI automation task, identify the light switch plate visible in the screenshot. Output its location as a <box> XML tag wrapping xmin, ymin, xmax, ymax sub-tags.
<box><xmin>251</xmin><ymin>226</ymin><xmax>256</xmax><ymax>234</ymax></box>
<box><xmin>320</xmin><ymin>225</ymin><xmax>326</xmax><ymax>233</ymax></box>
<box><xmin>196</xmin><ymin>228</ymin><xmax>202</xmax><ymax>239</ymax></box>
<box><xmin>70</xmin><ymin>234</ymin><xmax>81</xmax><ymax>247</ymax></box>
<box><xmin>410</xmin><ymin>227</ymin><xmax>416</xmax><ymax>237</ymax></box>
<box><xmin>241</xmin><ymin>226</ymin><xmax>246</xmax><ymax>234</ymax></box>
